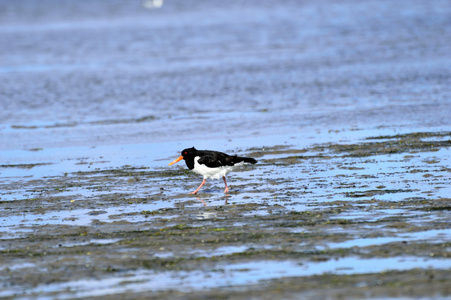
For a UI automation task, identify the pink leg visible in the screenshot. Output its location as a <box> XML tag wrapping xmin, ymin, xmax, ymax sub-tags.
<box><xmin>223</xmin><ymin>176</ymin><xmax>229</xmax><ymax>193</ymax></box>
<box><xmin>189</xmin><ymin>179</ymin><xmax>206</xmax><ymax>195</ymax></box>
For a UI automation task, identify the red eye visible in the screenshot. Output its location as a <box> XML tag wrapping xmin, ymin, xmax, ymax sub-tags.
<box><xmin>184</xmin><ymin>152</ymin><xmax>187</xmax><ymax>155</ymax></box>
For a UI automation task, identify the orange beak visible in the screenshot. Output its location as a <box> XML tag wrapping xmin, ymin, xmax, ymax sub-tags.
<box><xmin>168</xmin><ymin>155</ymin><xmax>184</xmax><ymax>166</ymax></box>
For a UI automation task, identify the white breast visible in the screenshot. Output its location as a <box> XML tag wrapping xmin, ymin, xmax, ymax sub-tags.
<box><xmin>192</xmin><ymin>156</ymin><xmax>243</xmax><ymax>180</ymax></box>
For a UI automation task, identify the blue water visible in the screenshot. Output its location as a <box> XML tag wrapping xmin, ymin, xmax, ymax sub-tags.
<box><xmin>1</xmin><ymin>0</ymin><xmax>451</xmax><ymax>298</ymax></box>
<box><xmin>1</xmin><ymin>0</ymin><xmax>450</xmax><ymax>152</ymax></box>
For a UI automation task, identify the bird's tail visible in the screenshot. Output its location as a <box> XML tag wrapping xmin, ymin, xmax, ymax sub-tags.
<box><xmin>236</xmin><ymin>156</ymin><xmax>257</xmax><ymax>164</ymax></box>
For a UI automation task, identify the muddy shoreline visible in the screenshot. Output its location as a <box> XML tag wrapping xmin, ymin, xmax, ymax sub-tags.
<box><xmin>2</xmin><ymin>0</ymin><xmax>451</xmax><ymax>298</ymax></box>
<box><xmin>1</xmin><ymin>131</ymin><xmax>451</xmax><ymax>299</ymax></box>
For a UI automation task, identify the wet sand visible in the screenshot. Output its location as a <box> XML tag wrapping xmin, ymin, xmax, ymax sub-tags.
<box><xmin>1</xmin><ymin>0</ymin><xmax>451</xmax><ymax>299</ymax></box>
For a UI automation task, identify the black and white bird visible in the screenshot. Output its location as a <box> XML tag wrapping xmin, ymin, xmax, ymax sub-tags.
<box><xmin>168</xmin><ymin>147</ymin><xmax>257</xmax><ymax>194</ymax></box>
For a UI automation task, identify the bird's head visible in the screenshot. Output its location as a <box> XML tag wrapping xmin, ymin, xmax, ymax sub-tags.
<box><xmin>168</xmin><ymin>147</ymin><xmax>197</xmax><ymax>166</ymax></box>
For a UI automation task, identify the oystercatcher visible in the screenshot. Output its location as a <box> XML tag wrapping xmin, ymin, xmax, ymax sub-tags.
<box><xmin>168</xmin><ymin>147</ymin><xmax>257</xmax><ymax>194</ymax></box>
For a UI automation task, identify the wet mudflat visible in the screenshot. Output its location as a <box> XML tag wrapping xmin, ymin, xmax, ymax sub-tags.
<box><xmin>1</xmin><ymin>0</ymin><xmax>451</xmax><ymax>299</ymax></box>
<box><xmin>1</xmin><ymin>131</ymin><xmax>451</xmax><ymax>299</ymax></box>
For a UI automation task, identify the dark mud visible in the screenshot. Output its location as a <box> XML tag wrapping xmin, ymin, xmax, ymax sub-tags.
<box><xmin>1</xmin><ymin>131</ymin><xmax>451</xmax><ymax>299</ymax></box>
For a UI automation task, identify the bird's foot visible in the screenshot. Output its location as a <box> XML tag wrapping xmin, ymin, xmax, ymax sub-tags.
<box><xmin>188</xmin><ymin>191</ymin><xmax>198</xmax><ymax>195</ymax></box>
<box><xmin>224</xmin><ymin>187</ymin><xmax>229</xmax><ymax>194</ymax></box>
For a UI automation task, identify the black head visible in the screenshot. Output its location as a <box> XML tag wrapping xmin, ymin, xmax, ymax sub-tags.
<box><xmin>180</xmin><ymin>147</ymin><xmax>198</xmax><ymax>159</ymax></box>
<box><xmin>169</xmin><ymin>147</ymin><xmax>198</xmax><ymax>168</ymax></box>
<box><xmin>176</xmin><ymin>147</ymin><xmax>198</xmax><ymax>169</ymax></box>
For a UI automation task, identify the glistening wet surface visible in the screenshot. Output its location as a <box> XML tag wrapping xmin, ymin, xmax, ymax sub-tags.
<box><xmin>2</xmin><ymin>257</ymin><xmax>451</xmax><ymax>299</ymax></box>
<box><xmin>1</xmin><ymin>131</ymin><xmax>451</xmax><ymax>299</ymax></box>
<box><xmin>1</xmin><ymin>0</ymin><xmax>451</xmax><ymax>299</ymax></box>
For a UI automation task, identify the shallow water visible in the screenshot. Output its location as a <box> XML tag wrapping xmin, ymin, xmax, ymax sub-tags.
<box><xmin>2</xmin><ymin>256</ymin><xmax>451</xmax><ymax>299</ymax></box>
<box><xmin>326</xmin><ymin>229</ymin><xmax>451</xmax><ymax>250</ymax></box>
<box><xmin>1</xmin><ymin>0</ymin><xmax>451</xmax><ymax>299</ymax></box>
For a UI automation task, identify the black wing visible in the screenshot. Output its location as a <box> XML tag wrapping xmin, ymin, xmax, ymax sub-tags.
<box><xmin>197</xmin><ymin>150</ymin><xmax>234</xmax><ymax>168</ymax></box>
<box><xmin>197</xmin><ymin>150</ymin><xmax>257</xmax><ymax>167</ymax></box>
